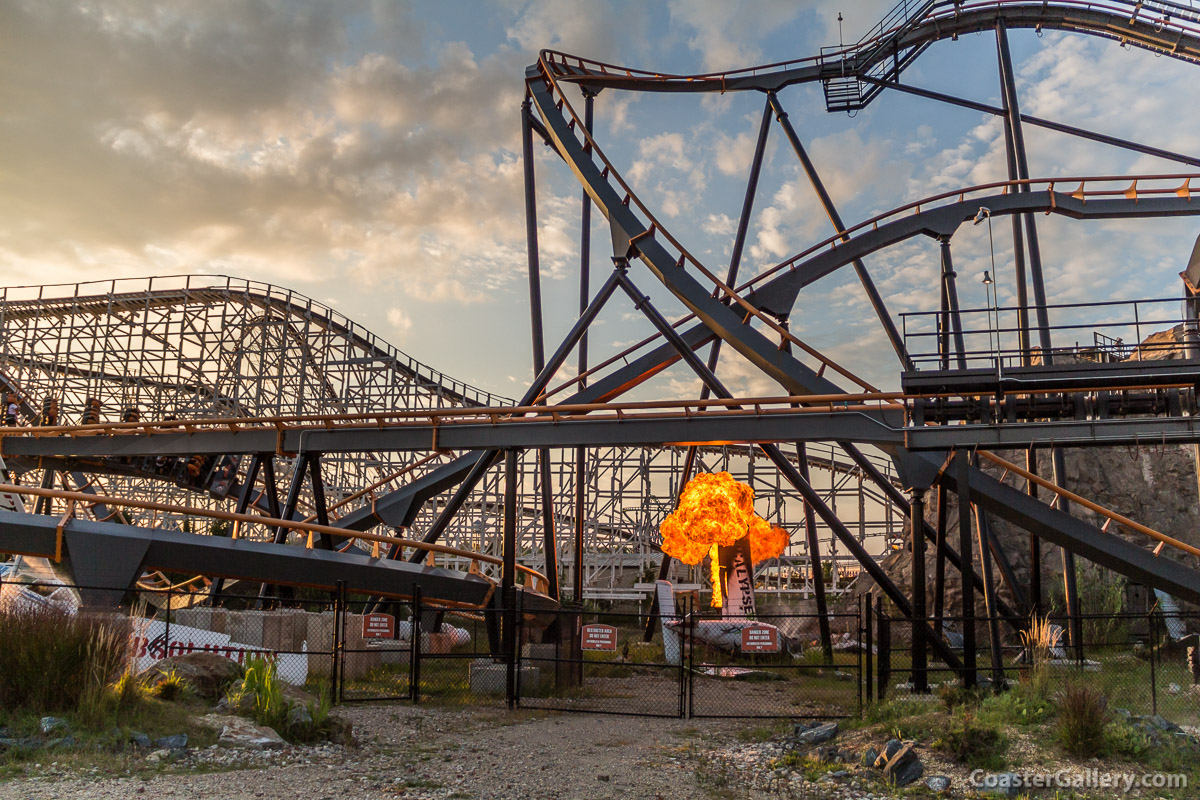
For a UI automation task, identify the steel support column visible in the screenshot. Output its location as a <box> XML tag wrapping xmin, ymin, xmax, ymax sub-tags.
<box><xmin>1027</xmin><ymin>445</ymin><xmax>1042</xmax><ymax>617</ymax></box>
<box><xmin>940</xmin><ymin>236</ymin><xmax>968</xmax><ymax>369</ymax></box>
<box><xmin>573</xmin><ymin>91</ymin><xmax>595</xmax><ymax>606</ymax></box>
<box><xmin>799</xmin><ymin>442</ymin><xmax>833</xmax><ymax>664</ymax></box>
<box><xmin>1053</xmin><ymin>449</ymin><xmax>1084</xmax><ymax>660</ymax></box>
<box><xmin>956</xmin><ymin>451</ymin><xmax>977</xmax><ymax>687</ymax></box>
<box><xmin>998</xmin><ymin>81</ymin><xmax>1032</xmax><ymax>363</ymax></box>
<box><xmin>308</xmin><ymin>454</ymin><xmax>333</xmax><ymax>551</ymax></box>
<box><xmin>973</xmin><ymin>500</ymin><xmax>1006</xmax><ymax>689</ymax></box>
<box><xmin>934</xmin><ymin>484</ymin><xmax>948</xmax><ymax>634</ymax></box>
<box><xmin>522</xmin><ymin>93</ymin><xmax>559</xmax><ymax>601</ymax></box>
<box><xmin>910</xmin><ymin>488</ymin><xmax>929</xmax><ymax>693</ymax></box>
<box><xmin>996</xmin><ymin>18</ymin><xmax>1052</xmax><ymax>356</ymax></box>
<box><xmin>767</xmin><ymin>92</ymin><xmax>910</xmax><ymax>367</ymax></box>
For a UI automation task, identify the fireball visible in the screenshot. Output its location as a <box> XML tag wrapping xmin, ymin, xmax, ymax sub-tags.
<box><xmin>659</xmin><ymin>472</ymin><xmax>790</xmax><ymax>605</ymax></box>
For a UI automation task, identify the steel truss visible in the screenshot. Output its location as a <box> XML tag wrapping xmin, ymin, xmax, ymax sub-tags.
<box><xmin>3</xmin><ymin>0</ymin><xmax>1200</xmax><ymax>690</ymax></box>
<box><xmin>0</xmin><ymin>277</ymin><xmax>899</xmax><ymax>599</ymax></box>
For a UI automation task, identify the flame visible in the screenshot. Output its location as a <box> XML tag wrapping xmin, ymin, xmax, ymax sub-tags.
<box><xmin>708</xmin><ymin>544</ymin><xmax>722</xmax><ymax>608</ymax></box>
<box><xmin>659</xmin><ymin>472</ymin><xmax>790</xmax><ymax>606</ymax></box>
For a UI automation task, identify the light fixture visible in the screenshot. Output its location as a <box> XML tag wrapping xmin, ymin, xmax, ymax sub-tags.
<box><xmin>982</xmin><ymin>270</ymin><xmax>993</xmax><ymax>286</ymax></box>
<box><xmin>973</xmin><ymin>206</ymin><xmax>991</xmax><ymax>225</ymax></box>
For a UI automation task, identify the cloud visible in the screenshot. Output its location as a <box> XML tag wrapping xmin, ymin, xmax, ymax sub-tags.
<box><xmin>666</xmin><ymin>0</ymin><xmax>804</xmax><ymax>71</ymax></box>
<box><xmin>0</xmin><ymin>1</ymin><xmax>575</xmax><ymax>308</ymax></box>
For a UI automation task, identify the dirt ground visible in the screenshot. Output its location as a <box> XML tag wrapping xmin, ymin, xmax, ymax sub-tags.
<box><xmin>0</xmin><ymin>704</ymin><xmax>737</xmax><ymax>800</ymax></box>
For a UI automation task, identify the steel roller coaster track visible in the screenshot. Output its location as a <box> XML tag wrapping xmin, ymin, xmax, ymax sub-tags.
<box><xmin>3</xmin><ymin>1</ymin><xmax>1200</xmax><ymax>679</ymax></box>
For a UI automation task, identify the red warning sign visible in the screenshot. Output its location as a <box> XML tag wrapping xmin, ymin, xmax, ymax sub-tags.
<box><xmin>581</xmin><ymin>623</ymin><xmax>618</xmax><ymax>651</ymax></box>
<box><xmin>741</xmin><ymin>624</ymin><xmax>779</xmax><ymax>653</ymax></box>
<box><xmin>362</xmin><ymin>613</ymin><xmax>395</xmax><ymax>639</ymax></box>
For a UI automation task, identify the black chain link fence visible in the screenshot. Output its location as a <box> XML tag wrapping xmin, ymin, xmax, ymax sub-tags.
<box><xmin>872</xmin><ymin>604</ymin><xmax>1200</xmax><ymax>727</ymax></box>
<box><xmin>5</xmin><ymin>573</ymin><xmax>1197</xmax><ymax>724</ymax></box>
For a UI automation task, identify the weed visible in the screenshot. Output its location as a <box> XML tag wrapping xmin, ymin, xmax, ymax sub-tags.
<box><xmin>150</xmin><ymin>670</ymin><xmax>188</xmax><ymax>702</ymax></box>
<box><xmin>932</xmin><ymin>710</ymin><xmax>1008</xmax><ymax>770</ymax></box>
<box><xmin>1056</xmin><ymin>683</ymin><xmax>1109</xmax><ymax>758</ymax></box>
<box><xmin>0</xmin><ymin>602</ymin><xmax>129</xmax><ymax>717</ymax></box>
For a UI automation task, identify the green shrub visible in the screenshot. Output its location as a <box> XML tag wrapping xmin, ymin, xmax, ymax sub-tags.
<box><xmin>933</xmin><ymin>711</ymin><xmax>1008</xmax><ymax>770</ymax></box>
<box><xmin>226</xmin><ymin>654</ymin><xmax>333</xmax><ymax>743</ymax></box>
<box><xmin>0</xmin><ymin>603</ymin><xmax>129</xmax><ymax>715</ymax></box>
<box><xmin>151</xmin><ymin>669</ymin><xmax>189</xmax><ymax>701</ymax></box>
<box><xmin>978</xmin><ymin>685</ymin><xmax>1052</xmax><ymax>727</ymax></box>
<box><xmin>937</xmin><ymin>683</ymin><xmax>988</xmax><ymax>712</ymax></box>
<box><xmin>1057</xmin><ymin>683</ymin><xmax>1109</xmax><ymax>758</ymax></box>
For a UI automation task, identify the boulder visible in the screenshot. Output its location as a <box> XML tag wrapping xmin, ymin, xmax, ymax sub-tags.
<box><xmin>39</xmin><ymin>717</ymin><xmax>68</xmax><ymax>735</ymax></box>
<box><xmin>220</xmin><ymin>720</ymin><xmax>285</xmax><ymax>750</ymax></box>
<box><xmin>139</xmin><ymin>652</ymin><xmax>242</xmax><ymax>699</ymax></box>
<box><xmin>154</xmin><ymin>733</ymin><xmax>188</xmax><ymax>751</ymax></box>
<box><xmin>874</xmin><ymin>738</ymin><xmax>902</xmax><ymax>768</ymax></box>
<box><xmin>794</xmin><ymin>721</ymin><xmax>838</xmax><ymax>746</ymax></box>
<box><xmin>881</xmin><ymin>743</ymin><xmax>923</xmax><ymax>787</ymax></box>
<box><xmin>197</xmin><ymin>714</ymin><xmax>285</xmax><ymax>750</ymax></box>
<box><xmin>927</xmin><ymin>775</ymin><xmax>951</xmax><ymax>793</ymax></box>
<box><xmin>860</xmin><ymin>746</ymin><xmax>879</xmax><ymax>767</ymax></box>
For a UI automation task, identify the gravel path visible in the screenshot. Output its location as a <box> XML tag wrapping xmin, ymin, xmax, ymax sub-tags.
<box><xmin>0</xmin><ymin>703</ymin><xmax>991</xmax><ymax>800</ymax></box>
<box><xmin>0</xmin><ymin>705</ymin><xmax>729</xmax><ymax>800</ymax></box>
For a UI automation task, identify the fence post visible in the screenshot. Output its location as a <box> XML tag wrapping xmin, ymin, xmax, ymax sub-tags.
<box><xmin>505</xmin><ymin>586</ymin><xmax>518</xmax><ymax>710</ymax></box>
<box><xmin>513</xmin><ymin>589</ymin><xmax>525</xmax><ymax>708</ymax></box>
<box><xmin>686</xmin><ymin>594</ymin><xmax>696</xmax><ymax>719</ymax></box>
<box><xmin>876</xmin><ymin>597</ymin><xmax>889</xmax><ymax>702</ymax></box>
<box><xmin>1149</xmin><ymin>610</ymin><xmax>1158</xmax><ymax>717</ymax></box>
<box><xmin>164</xmin><ymin>586</ymin><xmax>171</xmax><ymax>659</ymax></box>
<box><xmin>864</xmin><ymin>594</ymin><xmax>874</xmax><ymax>704</ymax></box>
<box><xmin>332</xmin><ymin>580</ymin><xmax>344</xmax><ymax>704</ymax></box>
<box><xmin>411</xmin><ymin>586</ymin><xmax>422</xmax><ymax>704</ymax></box>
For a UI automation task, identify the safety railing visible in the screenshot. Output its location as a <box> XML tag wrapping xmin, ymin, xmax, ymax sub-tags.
<box><xmin>899</xmin><ymin>296</ymin><xmax>1199</xmax><ymax>371</ymax></box>
<box><xmin>541</xmin><ymin>0</ymin><xmax>1200</xmax><ymax>89</ymax></box>
<box><xmin>0</xmin><ymin>392</ymin><xmax>906</xmax><ymax>441</ymax></box>
<box><xmin>978</xmin><ymin>450</ymin><xmax>1200</xmax><ymax>560</ymax></box>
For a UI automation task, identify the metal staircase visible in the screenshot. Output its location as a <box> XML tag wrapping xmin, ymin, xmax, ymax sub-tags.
<box><xmin>822</xmin><ymin>0</ymin><xmax>938</xmax><ymax>112</ymax></box>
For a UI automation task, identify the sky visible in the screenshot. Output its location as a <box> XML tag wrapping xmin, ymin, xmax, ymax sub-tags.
<box><xmin>3</xmin><ymin>0</ymin><xmax>1199</xmax><ymax>402</ymax></box>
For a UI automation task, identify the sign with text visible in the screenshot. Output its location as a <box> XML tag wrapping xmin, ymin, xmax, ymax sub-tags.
<box><xmin>581</xmin><ymin>623</ymin><xmax>618</xmax><ymax>651</ymax></box>
<box><xmin>740</xmin><ymin>624</ymin><xmax>779</xmax><ymax>653</ymax></box>
<box><xmin>362</xmin><ymin>613</ymin><xmax>396</xmax><ymax>639</ymax></box>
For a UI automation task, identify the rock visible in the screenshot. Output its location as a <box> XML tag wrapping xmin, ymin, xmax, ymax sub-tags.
<box><xmin>1145</xmin><ymin>714</ymin><xmax>1182</xmax><ymax>732</ymax></box>
<box><xmin>45</xmin><ymin>735</ymin><xmax>75</xmax><ymax>749</ymax></box>
<box><xmin>214</xmin><ymin>717</ymin><xmax>285</xmax><ymax>750</ymax></box>
<box><xmin>976</xmin><ymin>772</ymin><xmax>1021</xmax><ymax>798</ymax></box>
<box><xmin>129</xmin><ymin>731</ymin><xmax>152</xmax><ymax>749</ymax></box>
<box><xmin>145</xmin><ymin>748</ymin><xmax>171</xmax><ymax>763</ymax></box>
<box><xmin>794</xmin><ymin>721</ymin><xmax>838</xmax><ymax>745</ymax></box>
<box><xmin>927</xmin><ymin>775</ymin><xmax>951</xmax><ymax>793</ymax></box>
<box><xmin>814</xmin><ymin>745</ymin><xmax>839</xmax><ymax>763</ymax></box>
<box><xmin>138</xmin><ymin>652</ymin><xmax>242</xmax><ymax>700</ymax></box>
<box><xmin>874</xmin><ymin>738</ymin><xmax>902</xmax><ymax>768</ymax></box>
<box><xmin>288</xmin><ymin>703</ymin><xmax>313</xmax><ymax>728</ymax></box>
<box><xmin>325</xmin><ymin>710</ymin><xmax>356</xmax><ymax>746</ymax></box>
<box><xmin>155</xmin><ymin>733</ymin><xmax>188</xmax><ymax>751</ymax></box>
<box><xmin>860</xmin><ymin>746</ymin><xmax>879</xmax><ymax>767</ymax></box>
<box><xmin>39</xmin><ymin>717</ymin><xmax>68</xmax><ymax>735</ymax></box>
<box><xmin>882</xmin><ymin>743</ymin><xmax>922</xmax><ymax>787</ymax></box>
<box><xmin>1114</xmin><ymin>707</ymin><xmax>1132</xmax><ymax>721</ymax></box>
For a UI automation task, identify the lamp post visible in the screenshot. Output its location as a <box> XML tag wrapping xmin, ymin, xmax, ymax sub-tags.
<box><xmin>974</xmin><ymin>207</ymin><xmax>1001</xmax><ymax>373</ymax></box>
